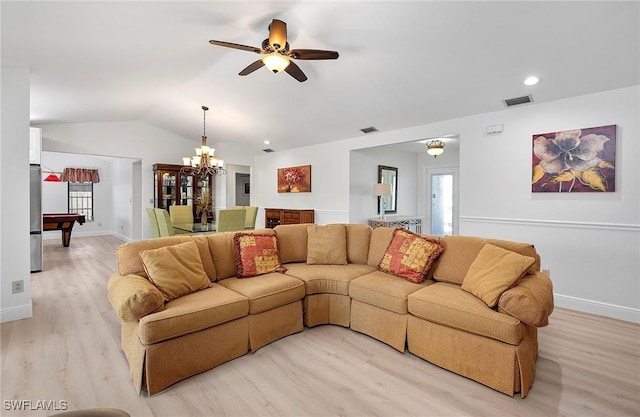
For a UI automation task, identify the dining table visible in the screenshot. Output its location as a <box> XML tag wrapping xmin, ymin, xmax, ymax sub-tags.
<box><xmin>173</xmin><ymin>222</ymin><xmax>217</xmax><ymax>234</ymax></box>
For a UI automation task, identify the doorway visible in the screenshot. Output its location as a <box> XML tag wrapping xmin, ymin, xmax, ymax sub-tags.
<box><xmin>235</xmin><ymin>173</ymin><xmax>250</xmax><ymax>206</ymax></box>
<box><xmin>426</xmin><ymin>167</ymin><xmax>458</xmax><ymax>236</ymax></box>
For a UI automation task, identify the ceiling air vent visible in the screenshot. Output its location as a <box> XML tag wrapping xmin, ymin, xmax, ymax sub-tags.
<box><xmin>263</xmin><ymin>148</ymin><xmax>275</xmax><ymax>153</ymax></box>
<box><xmin>503</xmin><ymin>95</ymin><xmax>533</xmax><ymax>107</ymax></box>
<box><xmin>359</xmin><ymin>126</ymin><xmax>378</xmax><ymax>134</ymax></box>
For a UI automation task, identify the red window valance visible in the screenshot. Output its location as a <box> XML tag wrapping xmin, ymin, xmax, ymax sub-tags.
<box><xmin>60</xmin><ymin>168</ymin><xmax>100</xmax><ymax>183</ymax></box>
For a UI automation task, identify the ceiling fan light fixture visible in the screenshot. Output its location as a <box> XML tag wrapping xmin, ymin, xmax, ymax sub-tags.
<box><xmin>262</xmin><ymin>52</ymin><xmax>290</xmax><ymax>73</ymax></box>
<box><xmin>426</xmin><ymin>139</ymin><xmax>445</xmax><ymax>158</ymax></box>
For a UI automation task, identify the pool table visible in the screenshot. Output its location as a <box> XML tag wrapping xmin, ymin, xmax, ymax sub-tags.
<box><xmin>43</xmin><ymin>213</ymin><xmax>86</xmax><ymax>247</ymax></box>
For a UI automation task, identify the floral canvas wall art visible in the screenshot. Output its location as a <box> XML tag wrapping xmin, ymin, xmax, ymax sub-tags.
<box><xmin>532</xmin><ymin>125</ymin><xmax>616</xmax><ymax>192</ymax></box>
<box><xmin>278</xmin><ymin>165</ymin><xmax>311</xmax><ymax>193</ymax></box>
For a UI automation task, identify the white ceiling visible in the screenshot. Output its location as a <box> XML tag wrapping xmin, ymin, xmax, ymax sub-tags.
<box><xmin>3</xmin><ymin>1</ymin><xmax>638</xmax><ymax>154</ymax></box>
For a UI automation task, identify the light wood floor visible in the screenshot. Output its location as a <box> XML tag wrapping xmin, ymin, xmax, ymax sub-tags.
<box><xmin>1</xmin><ymin>236</ymin><xmax>639</xmax><ymax>417</ymax></box>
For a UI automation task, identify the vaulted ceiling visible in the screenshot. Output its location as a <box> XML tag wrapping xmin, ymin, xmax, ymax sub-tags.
<box><xmin>3</xmin><ymin>1</ymin><xmax>638</xmax><ymax>153</ymax></box>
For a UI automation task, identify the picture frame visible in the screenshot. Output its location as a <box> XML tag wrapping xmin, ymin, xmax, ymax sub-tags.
<box><xmin>532</xmin><ymin>124</ymin><xmax>616</xmax><ymax>192</ymax></box>
<box><xmin>278</xmin><ymin>165</ymin><xmax>312</xmax><ymax>193</ymax></box>
<box><xmin>242</xmin><ymin>181</ymin><xmax>250</xmax><ymax>196</ymax></box>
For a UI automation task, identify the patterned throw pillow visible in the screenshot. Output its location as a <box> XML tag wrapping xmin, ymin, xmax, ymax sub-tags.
<box><xmin>378</xmin><ymin>228</ymin><xmax>444</xmax><ymax>283</ymax></box>
<box><xmin>234</xmin><ymin>233</ymin><xmax>287</xmax><ymax>278</ymax></box>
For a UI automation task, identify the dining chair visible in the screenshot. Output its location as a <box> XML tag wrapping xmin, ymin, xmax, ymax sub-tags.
<box><xmin>232</xmin><ymin>206</ymin><xmax>258</xmax><ymax>229</ymax></box>
<box><xmin>217</xmin><ymin>209</ymin><xmax>247</xmax><ymax>232</ymax></box>
<box><xmin>146</xmin><ymin>208</ymin><xmax>160</xmax><ymax>238</ymax></box>
<box><xmin>169</xmin><ymin>204</ymin><xmax>194</xmax><ymax>226</ymax></box>
<box><xmin>154</xmin><ymin>208</ymin><xmax>175</xmax><ymax>237</ymax></box>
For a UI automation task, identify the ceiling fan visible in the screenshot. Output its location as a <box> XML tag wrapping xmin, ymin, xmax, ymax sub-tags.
<box><xmin>209</xmin><ymin>19</ymin><xmax>339</xmax><ymax>82</ymax></box>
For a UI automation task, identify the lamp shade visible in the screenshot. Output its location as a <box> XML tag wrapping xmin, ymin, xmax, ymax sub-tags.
<box><xmin>43</xmin><ymin>173</ymin><xmax>61</xmax><ymax>182</ymax></box>
<box><xmin>262</xmin><ymin>52</ymin><xmax>290</xmax><ymax>73</ymax></box>
<box><xmin>373</xmin><ymin>183</ymin><xmax>392</xmax><ymax>196</ymax></box>
<box><xmin>426</xmin><ymin>139</ymin><xmax>445</xmax><ymax>157</ymax></box>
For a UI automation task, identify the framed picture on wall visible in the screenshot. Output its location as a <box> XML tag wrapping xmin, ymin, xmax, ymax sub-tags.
<box><xmin>242</xmin><ymin>181</ymin><xmax>250</xmax><ymax>195</ymax></box>
<box><xmin>532</xmin><ymin>124</ymin><xmax>616</xmax><ymax>192</ymax></box>
<box><xmin>278</xmin><ymin>165</ymin><xmax>311</xmax><ymax>193</ymax></box>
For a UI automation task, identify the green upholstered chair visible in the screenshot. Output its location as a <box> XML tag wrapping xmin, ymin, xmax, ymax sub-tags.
<box><xmin>216</xmin><ymin>209</ymin><xmax>247</xmax><ymax>233</ymax></box>
<box><xmin>154</xmin><ymin>208</ymin><xmax>175</xmax><ymax>237</ymax></box>
<box><xmin>233</xmin><ymin>205</ymin><xmax>258</xmax><ymax>229</ymax></box>
<box><xmin>169</xmin><ymin>204</ymin><xmax>194</xmax><ymax>226</ymax></box>
<box><xmin>146</xmin><ymin>208</ymin><xmax>160</xmax><ymax>238</ymax></box>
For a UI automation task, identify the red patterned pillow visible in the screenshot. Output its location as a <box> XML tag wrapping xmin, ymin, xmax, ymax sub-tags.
<box><xmin>234</xmin><ymin>233</ymin><xmax>287</xmax><ymax>278</ymax></box>
<box><xmin>378</xmin><ymin>228</ymin><xmax>444</xmax><ymax>283</ymax></box>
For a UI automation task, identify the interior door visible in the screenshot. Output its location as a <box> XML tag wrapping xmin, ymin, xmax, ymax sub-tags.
<box><xmin>426</xmin><ymin>167</ymin><xmax>459</xmax><ymax>236</ymax></box>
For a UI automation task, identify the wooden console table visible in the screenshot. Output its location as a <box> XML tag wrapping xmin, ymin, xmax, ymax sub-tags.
<box><xmin>368</xmin><ymin>216</ymin><xmax>423</xmax><ymax>234</ymax></box>
<box><xmin>265</xmin><ymin>208</ymin><xmax>314</xmax><ymax>228</ymax></box>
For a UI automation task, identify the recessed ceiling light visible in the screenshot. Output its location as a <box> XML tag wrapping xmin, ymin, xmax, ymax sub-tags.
<box><xmin>263</xmin><ymin>140</ymin><xmax>270</xmax><ymax>145</ymax></box>
<box><xmin>524</xmin><ymin>76</ymin><xmax>540</xmax><ymax>86</ymax></box>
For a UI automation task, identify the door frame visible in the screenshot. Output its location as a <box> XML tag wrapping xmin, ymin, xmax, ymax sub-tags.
<box><xmin>424</xmin><ymin>166</ymin><xmax>459</xmax><ymax>236</ymax></box>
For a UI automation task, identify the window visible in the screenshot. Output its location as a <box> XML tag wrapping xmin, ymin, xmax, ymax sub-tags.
<box><xmin>68</xmin><ymin>183</ymin><xmax>94</xmax><ymax>222</ymax></box>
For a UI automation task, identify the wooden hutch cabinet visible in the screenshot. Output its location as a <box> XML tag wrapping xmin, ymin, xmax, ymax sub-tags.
<box><xmin>153</xmin><ymin>163</ymin><xmax>214</xmax><ymax>222</ymax></box>
<box><xmin>264</xmin><ymin>208</ymin><xmax>315</xmax><ymax>228</ymax></box>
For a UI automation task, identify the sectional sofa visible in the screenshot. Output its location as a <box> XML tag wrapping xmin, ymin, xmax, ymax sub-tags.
<box><xmin>107</xmin><ymin>223</ymin><xmax>553</xmax><ymax>397</ymax></box>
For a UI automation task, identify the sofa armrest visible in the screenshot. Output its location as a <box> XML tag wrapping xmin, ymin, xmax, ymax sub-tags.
<box><xmin>108</xmin><ymin>273</ymin><xmax>165</xmax><ymax>322</ymax></box>
<box><xmin>498</xmin><ymin>271</ymin><xmax>554</xmax><ymax>327</ymax></box>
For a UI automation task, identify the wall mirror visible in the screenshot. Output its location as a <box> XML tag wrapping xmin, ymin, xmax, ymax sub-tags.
<box><xmin>377</xmin><ymin>165</ymin><xmax>398</xmax><ymax>214</ymax></box>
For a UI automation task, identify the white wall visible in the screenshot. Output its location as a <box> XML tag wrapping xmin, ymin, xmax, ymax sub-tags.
<box><xmin>1</xmin><ymin>66</ymin><xmax>32</xmax><ymax>322</ymax></box>
<box><xmin>254</xmin><ymin>86</ymin><xmax>639</xmax><ymax>322</ymax></box>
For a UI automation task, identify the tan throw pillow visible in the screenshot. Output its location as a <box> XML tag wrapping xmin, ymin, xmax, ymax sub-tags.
<box><xmin>140</xmin><ymin>240</ymin><xmax>211</xmax><ymax>301</ymax></box>
<box><xmin>378</xmin><ymin>228</ymin><xmax>444</xmax><ymax>283</ymax></box>
<box><xmin>234</xmin><ymin>233</ymin><xmax>286</xmax><ymax>278</ymax></box>
<box><xmin>307</xmin><ymin>224</ymin><xmax>347</xmax><ymax>265</ymax></box>
<box><xmin>461</xmin><ymin>243</ymin><xmax>535</xmax><ymax>308</ymax></box>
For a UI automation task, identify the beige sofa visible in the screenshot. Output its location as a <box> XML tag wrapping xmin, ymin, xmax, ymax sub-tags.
<box><xmin>108</xmin><ymin>223</ymin><xmax>553</xmax><ymax>397</ymax></box>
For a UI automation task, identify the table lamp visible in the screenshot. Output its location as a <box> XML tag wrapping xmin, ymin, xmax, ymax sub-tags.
<box><xmin>373</xmin><ymin>183</ymin><xmax>392</xmax><ymax>219</ymax></box>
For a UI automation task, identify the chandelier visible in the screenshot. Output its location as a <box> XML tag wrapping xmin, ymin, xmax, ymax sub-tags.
<box><xmin>181</xmin><ymin>106</ymin><xmax>227</xmax><ymax>177</ymax></box>
<box><xmin>426</xmin><ymin>139</ymin><xmax>445</xmax><ymax>158</ymax></box>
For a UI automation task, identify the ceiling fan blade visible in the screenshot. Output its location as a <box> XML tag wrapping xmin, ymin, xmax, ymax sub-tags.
<box><xmin>285</xmin><ymin>61</ymin><xmax>308</xmax><ymax>82</ymax></box>
<box><xmin>209</xmin><ymin>40</ymin><xmax>262</xmax><ymax>54</ymax></box>
<box><xmin>289</xmin><ymin>49</ymin><xmax>339</xmax><ymax>60</ymax></box>
<box><xmin>239</xmin><ymin>59</ymin><xmax>265</xmax><ymax>76</ymax></box>
<box><xmin>268</xmin><ymin>19</ymin><xmax>288</xmax><ymax>51</ymax></box>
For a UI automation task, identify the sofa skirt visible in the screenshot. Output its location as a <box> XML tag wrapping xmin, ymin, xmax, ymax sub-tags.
<box><xmin>248</xmin><ymin>300</ymin><xmax>304</xmax><ymax>351</ymax></box>
<box><xmin>121</xmin><ymin>317</ymin><xmax>250</xmax><ymax>395</ymax></box>
<box><xmin>304</xmin><ymin>294</ymin><xmax>351</xmax><ymax>328</ymax></box>
<box><xmin>350</xmin><ymin>299</ymin><xmax>408</xmax><ymax>352</ymax></box>
<box><xmin>406</xmin><ymin>315</ymin><xmax>538</xmax><ymax>398</ymax></box>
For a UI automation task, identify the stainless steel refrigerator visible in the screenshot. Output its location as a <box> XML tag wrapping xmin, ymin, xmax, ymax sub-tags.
<box><xmin>30</xmin><ymin>164</ymin><xmax>42</xmax><ymax>272</ymax></box>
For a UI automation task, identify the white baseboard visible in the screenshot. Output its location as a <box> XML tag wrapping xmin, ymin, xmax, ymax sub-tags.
<box><xmin>0</xmin><ymin>302</ymin><xmax>33</xmax><ymax>323</ymax></box>
<box><xmin>554</xmin><ymin>293</ymin><xmax>640</xmax><ymax>323</ymax></box>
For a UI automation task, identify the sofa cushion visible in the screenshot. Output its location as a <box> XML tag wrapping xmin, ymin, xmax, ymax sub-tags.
<box><xmin>432</xmin><ymin>236</ymin><xmax>540</xmax><ymax>285</ymax></box>
<box><xmin>117</xmin><ymin>235</ymin><xmax>216</xmax><ymax>280</ymax></box>
<box><xmin>284</xmin><ymin>262</ymin><xmax>376</xmax><ymax>295</ymax></box>
<box><xmin>307</xmin><ymin>224</ymin><xmax>348</xmax><ymax>265</ymax></box>
<box><xmin>498</xmin><ymin>271</ymin><xmax>554</xmax><ymax>327</ymax></box>
<box><xmin>274</xmin><ymin>224</ymin><xmax>309</xmax><ymax>263</ymax></box>
<box><xmin>138</xmin><ymin>283</ymin><xmax>249</xmax><ymax>345</ymax></box>
<box><xmin>140</xmin><ymin>241</ymin><xmax>212</xmax><ymax>301</ymax></box>
<box><xmin>408</xmin><ymin>282</ymin><xmax>524</xmax><ymax>345</ymax></box>
<box><xmin>366</xmin><ymin>227</ymin><xmax>395</xmax><ymax>267</ymax></box>
<box><xmin>432</xmin><ymin>235</ymin><xmax>485</xmax><ymax>285</ymax></box>
<box><xmin>344</xmin><ymin>224</ymin><xmax>372</xmax><ymax>264</ymax></box>
<box><xmin>234</xmin><ymin>233</ymin><xmax>286</xmax><ymax>278</ymax></box>
<box><xmin>349</xmin><ymin>271</ymin><xmax>433</xmax><ymax>314</ymax></box>
<box><xmin>217</xmin><ymin>273</ymin><xmax>305</xmax><ymax>314</ymax></box>
<box><xmin>378</xmin><ymin>229</ymin><xmax>444</xmax><ymax>283</ymax></box>
<box><xmin>461</xmin><ymin>244</ymin><xmax>535</xmax><ymax>308</ymax></box>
